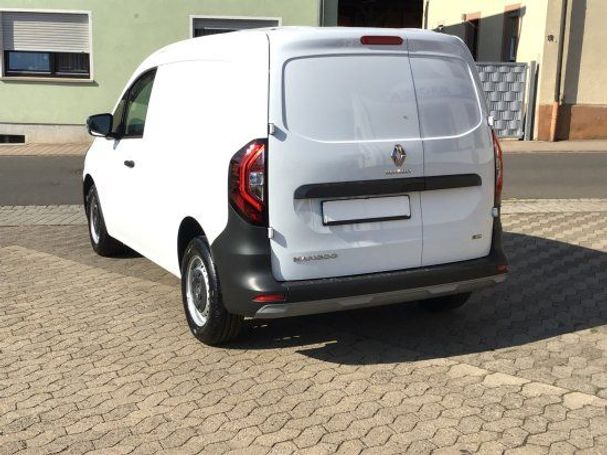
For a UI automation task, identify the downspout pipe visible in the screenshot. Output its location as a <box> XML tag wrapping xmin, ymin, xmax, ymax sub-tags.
<box><xmin>549</xmin><ymin>0</ymin><xmax>569</xmax><ymax>141</ymax></box>
<box><xmin>319</xmin><ymin>0</ymin><xmax>325</xmax><ymax>26</ymax></box>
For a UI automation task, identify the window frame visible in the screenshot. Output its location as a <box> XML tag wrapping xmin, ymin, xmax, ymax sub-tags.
<box><xmin>502</xmin><ymin>11</ymin><xmax>521</xmax><ymax>62</ymax></box>
<box><xmin>463</xmin><ymin>12</ymin><xmax>481</xmax><ymax>61</ymax></box>
<box><xmin>501</xmin><ymin>5</ymin><xmax>522</xmax><ymax>63</ymax></box>
<box><xmin>3</xmin><ymin>49</ymin><xmax>90</xmax><ymax>78</ymax></box>
<box><xmin>112</xmin><ymin>68</ymin><xmax>157</xmax><ymax>140</ymax></box>
<box><xmin>189</xmin><ymin>15</ymin><xmax>282</xmax><ymax>39</ymax></box>
<box><xmin>464</xmin><ymin>19</ymin><xmax>480</xmax><ymax>61</ymax></box>
<box><xmin>0</xmin><ymin>8</ymin><xmax>94</xmax><ymax>82</ymax></box>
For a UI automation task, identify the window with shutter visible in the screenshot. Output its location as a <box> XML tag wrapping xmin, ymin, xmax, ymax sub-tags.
<box><xmin>0</xmin><ymin>11</ymin><xmax>91</xmax><ymax>79</ymax></box>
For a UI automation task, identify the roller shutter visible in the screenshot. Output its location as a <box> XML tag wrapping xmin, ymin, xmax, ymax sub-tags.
<box><xmin>1</xmin><ymin>12</ymin><xmax>90</xmax><ymax>53</ymax></box>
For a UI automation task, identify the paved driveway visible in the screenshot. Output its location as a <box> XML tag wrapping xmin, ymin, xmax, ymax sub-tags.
<box><xmin>1</xmin><ymin>201</ymin><xmax>607</xmax><ymax>454</ymax></box>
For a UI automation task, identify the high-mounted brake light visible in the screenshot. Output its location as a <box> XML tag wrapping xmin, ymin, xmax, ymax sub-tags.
<box><xmin>492</xmin><ymin>129</ymin><xmax>504</xmax><ymax>206</ymax></box>
<box><xmin>361</xmin><ymin>35</ymin><xmax>403</xmax><ymax>46</ymax></box>
<box><xmin>229</xmin><ymin>139</ymin><xmax>267</xmax><ymax>225</ymax></box>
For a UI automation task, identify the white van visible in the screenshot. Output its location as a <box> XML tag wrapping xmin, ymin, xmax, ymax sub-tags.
<box><xmin>84</xmin><ymin>27</ymin><xmax>507</xmax><ymax>345</ymax></box>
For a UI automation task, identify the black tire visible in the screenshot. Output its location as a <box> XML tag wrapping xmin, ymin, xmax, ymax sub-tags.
<box><xmin>85</xmin><ymin>185</ymin><xmax>127</xmax><ymax>257</ymax></box>
<box><xmin>418</xmin><ymin>293</ymin><xmax>471</xmax><ymax>312</ymax></box>
<box><xmin>180</xmin><ymin>236</ymin><xmax>243</xmax><ymax>345</ymax></box>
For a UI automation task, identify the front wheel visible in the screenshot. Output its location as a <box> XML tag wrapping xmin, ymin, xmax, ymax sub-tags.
<box><xmin>181</xmin><ymin>237</ymin><xmax>243</xmax><ymax>345</ymax></box>
<box><xmin>418</xmin><ymin>293</ymin><xmax>471</xmax><ymax>312</ymax></box>
<box><xmin>86</xmin><ymin>185</ymin><xmax>127</xmax><ymax>257</ymax></box>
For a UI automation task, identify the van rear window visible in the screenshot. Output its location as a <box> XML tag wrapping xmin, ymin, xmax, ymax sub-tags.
<box><xmin>409</xmin><ymin>56</ymin><xmax>482</xmax><ymax>138</ymax></box>
<box><xmin>283</xmin><ymin>55</ymin><xmax>482</xmax><ymax>141</ymax></box>
<box><xmin>283</xmin><ymin>55</ymin><xmax>420</xmax><ymax>141</ymax></box>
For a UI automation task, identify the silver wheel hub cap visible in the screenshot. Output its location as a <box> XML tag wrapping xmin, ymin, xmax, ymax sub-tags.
<box><xmin>89</xmin><ymin>198</ymin><xmax>101</xmax><ymax>244</ymax></box>
<box><xmin>186</xmin><ymin>255</ymin><xmax>210</xmax><ymax>327</ymax></box>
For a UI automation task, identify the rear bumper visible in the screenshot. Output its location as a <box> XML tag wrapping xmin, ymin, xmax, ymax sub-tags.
<box><xmin>211</xmin><ymin>204</ymin><xmax>508</xmax><ymax>318</ymax></box>
<box><xmin>254</xmin><ymin>274</ymin><xmax>505</xmax><ymax>319</ymax></box>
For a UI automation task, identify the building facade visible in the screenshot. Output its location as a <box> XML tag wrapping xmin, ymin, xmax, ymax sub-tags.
<box><xmin>6</xmin><ymin>0</ymin><xmax>603</xmax><ymax>143</ymax></box>
<box><xmin>0</xmin><ymin>0</ymin><xmax>334</xmax><ymax>143</ymax></box>
<box><xmin>424</xmin><ymin>0</ymin><xmax>607</xmax><ymax>140</ymax></box>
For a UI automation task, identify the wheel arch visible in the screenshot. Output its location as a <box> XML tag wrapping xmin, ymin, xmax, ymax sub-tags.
<box><xmin>177</xmin><ymin>217</ymin><xmax>206</xmax><ymax>268</ymax></box>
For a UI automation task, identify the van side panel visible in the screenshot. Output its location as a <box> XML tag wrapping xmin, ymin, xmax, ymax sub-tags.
<box><xmin>134</xmin><ymin>33</ymin><xmax>270</xmax><ymax>276</ymax></box>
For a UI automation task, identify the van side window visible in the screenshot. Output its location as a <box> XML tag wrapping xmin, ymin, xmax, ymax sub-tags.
<box><xmin>111</xmin><ymin>98</ymin><xmax>126</xmax><ymax>136</ymax></box>
<box><xmin>117</xmin><ymin>69</ymin><xmax>157</xmax><ymax>138</ymax></box>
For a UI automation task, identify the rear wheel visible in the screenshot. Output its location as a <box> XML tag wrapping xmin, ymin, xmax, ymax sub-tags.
<box><xmin>418</xmin><ymin>293</ymin><xmax>471</xmax><ymax>312</ymax></box>
<box><xmin>86</xmin><ymin>185</ymin><xmax>127</xmax><ymax>257</ymax></box>
<box><xmin>181</xmin><ymin>237</ymin><xmax>242</xmax><ymax>345</ymax></box>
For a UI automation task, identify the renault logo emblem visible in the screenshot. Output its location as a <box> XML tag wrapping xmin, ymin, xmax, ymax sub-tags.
<box><xmin>391</xmin><ymin>144</ymin><xmax>407</xmax><ymax>167</ymax></box>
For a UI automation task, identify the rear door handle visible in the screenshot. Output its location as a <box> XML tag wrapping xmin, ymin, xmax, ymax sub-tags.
<box><xmin>123</xmin><ymin>160</ymin><xmax>135</xmax><ymax>168</ymax></box>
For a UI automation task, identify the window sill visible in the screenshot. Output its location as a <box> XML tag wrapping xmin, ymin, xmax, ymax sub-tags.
<box><xmin>0</xmin><ymin>76</ymin><xmax>95</xmax><ymax>83</ymax></box>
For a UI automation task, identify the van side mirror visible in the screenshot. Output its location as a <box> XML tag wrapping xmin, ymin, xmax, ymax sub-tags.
<box><xmin>87</xmin><ymin>113</ymin><xmax>113</xmax><ymax>137</ymax></box>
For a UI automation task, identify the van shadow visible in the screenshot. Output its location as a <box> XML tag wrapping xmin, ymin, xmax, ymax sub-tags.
<box><xmin>230</xmin><ymin>232</ymin><xmax>607</xmax><ymax>364</ymax></box>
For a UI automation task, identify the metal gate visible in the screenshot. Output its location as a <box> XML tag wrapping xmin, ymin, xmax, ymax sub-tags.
<box><xmin>476</xmin><ymin>62</ymin><xmax>529</xmax><ymax>138</ymax></box>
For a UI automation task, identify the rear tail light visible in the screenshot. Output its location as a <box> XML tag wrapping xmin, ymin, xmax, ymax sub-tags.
<box><xmin>360</xmin><ymin>36</ymin><xmax>403</xmax><ymax>46</ymax></box>
<box><xmin>492</xmin><ymin>129</ymin><xmax>504</xmax><ymax>206</ymax></box>
<box><xmin>229</xmin><ymin>139</ymin><xmax>267</xmax><ymax>225</ymax></box>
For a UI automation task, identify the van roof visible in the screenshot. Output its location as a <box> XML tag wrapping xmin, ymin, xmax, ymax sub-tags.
<box><xmin>137</xmin><ymin>26</ymin><xmax>470</xmax><ymax>74</ymax></box>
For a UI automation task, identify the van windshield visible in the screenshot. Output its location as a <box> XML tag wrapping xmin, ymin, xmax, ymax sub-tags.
<box><xmin>283</xmin><ymin>55</ymin><xmax>420</xmax><ymax>141</ymax></box>
<box><xmin>283</xmin><ymin>54</ymin><xmax>481</xmax><ymax>141</ymax></box>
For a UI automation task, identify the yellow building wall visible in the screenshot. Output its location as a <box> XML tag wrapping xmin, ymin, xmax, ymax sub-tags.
<box><xmin>562</xmin><ymin>0</ymin><xmax>607</xmax><ymax>105</ymax></box>
<box><xmin>537</xmin><ymin>0</ymin><xmax>607</xmax><ymax>140</ymax></box>
<box><xmin>424</xmin><ymin>0</ymin><xmax>548</xmax><ymax>64</ymax></box>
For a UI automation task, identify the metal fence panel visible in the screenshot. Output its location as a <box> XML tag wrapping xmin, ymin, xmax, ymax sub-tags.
<box><xmin>476</xmin><ymin>62</ymin><xmax>528</xmax><ymax>138</ymax></box>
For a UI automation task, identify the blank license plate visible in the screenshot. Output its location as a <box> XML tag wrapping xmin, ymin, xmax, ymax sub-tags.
<box><xmin>322</xmin><ymin>195</ymin><xmax>411</xmax><ymax>226</ymax></box>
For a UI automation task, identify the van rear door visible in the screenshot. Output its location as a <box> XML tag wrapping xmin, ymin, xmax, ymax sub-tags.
<box><xmin>267</xmin><ymin>32</ymin><xmax>424</xmax><ymax>281</ymax></box>
<box><xmin>407</xmin><ymin>39</ymin><xmax>495</xmax><ymax>267</ymax></box>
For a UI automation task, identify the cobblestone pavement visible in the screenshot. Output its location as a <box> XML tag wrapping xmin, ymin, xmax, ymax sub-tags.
<box><xmin>0</xmin><ymin>206</ymin><xmax>84</xmax><ymax>226</ymax></box>
<box><xmin>1</xmin><ymin>201</ymin><xmax>607</xmax><ymax>454</ymax></box>
<box><xmin>0</xmin><ymin>144</ymin><xmax>90</xmax><ymax>157</ymax></box>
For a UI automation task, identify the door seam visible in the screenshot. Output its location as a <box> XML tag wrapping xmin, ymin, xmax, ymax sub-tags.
<box><xmin>404</xmin><ymin>32</ymin><xmax>426</xmax><ymax>268</ymax></box>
